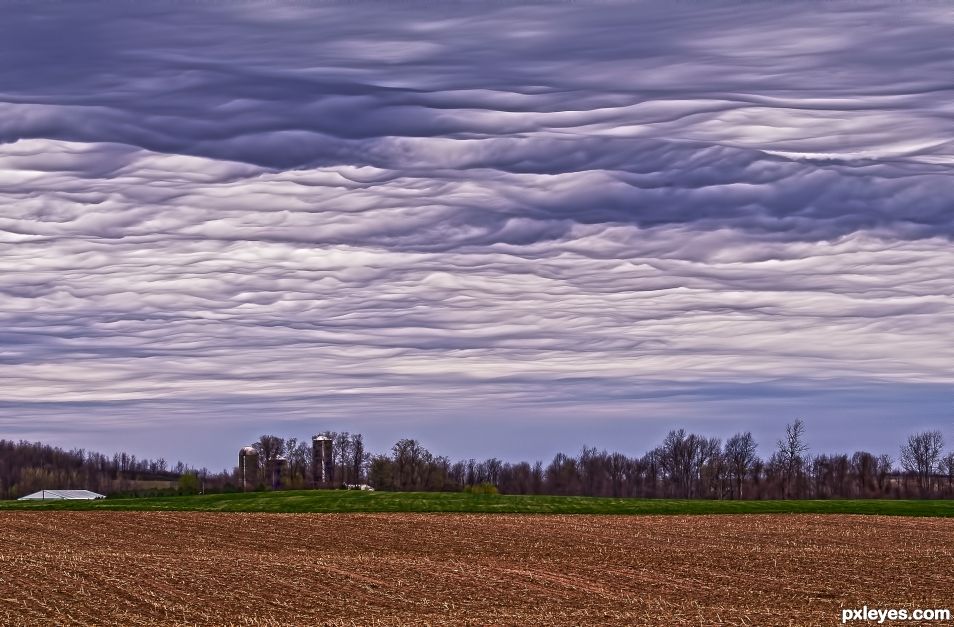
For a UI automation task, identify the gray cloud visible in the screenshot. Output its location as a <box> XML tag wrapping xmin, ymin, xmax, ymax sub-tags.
<box><xmin>1</xmin><ymin>1</ymin><xmax>952</xmax><ymax>467</ymax></box>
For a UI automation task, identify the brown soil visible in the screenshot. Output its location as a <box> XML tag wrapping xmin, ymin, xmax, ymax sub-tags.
<box><xmin>0</xmin><ymin>513</ymin><xmax>951</xmax><ymax>626</ymax></box>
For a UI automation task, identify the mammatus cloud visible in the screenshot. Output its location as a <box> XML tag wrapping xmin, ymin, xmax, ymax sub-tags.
<box><xmin>1</xmin><ymin>1</ymin><xmax>952</xmax><ymax>465</ymax></box>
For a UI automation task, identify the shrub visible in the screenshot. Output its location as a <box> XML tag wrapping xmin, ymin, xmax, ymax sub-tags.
<box><xmin>177</xmin><ymin>472</ymin><xmax>200</xmax><ymax>495</ymax></box>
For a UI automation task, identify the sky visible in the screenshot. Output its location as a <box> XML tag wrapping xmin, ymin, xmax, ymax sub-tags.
<box><xmin>1</xmin><ymin>0</ymin><xmax>952</xmax><ymax>471</ymax></box>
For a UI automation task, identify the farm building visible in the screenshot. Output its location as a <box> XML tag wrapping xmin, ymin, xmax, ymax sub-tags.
<box><xmin>239</xmin><ymin>446</ymin><xmax>260</xmax><ymax>491</ymax></box>
<box><xmin>18</xmin><ymin>489</ymin><xmax>106</xmax><ymax>501</ymax></box>
<box><xmin>312</xmin><ymin>435</ymin><xmax>334</xmax><ymax>486</ymax></box>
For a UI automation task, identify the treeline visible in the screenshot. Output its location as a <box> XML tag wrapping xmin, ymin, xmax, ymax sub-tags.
<box><xmin>0</xmin><ymin>439</ymin><xmax>190</xmax><ymax>499</ymax></box>
<box><xmin>5</xmin><ymin>421</ymin><xmax>954</xmax><ymax>500</ymax></box>
<box><xmin>242</xmin><ymin>421</ymin><xmax>954</xmax><ymax>499</ymax></box>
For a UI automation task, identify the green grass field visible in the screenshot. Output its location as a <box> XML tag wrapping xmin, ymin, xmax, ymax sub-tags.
<box><xmin>1</xmin><ymin>490</ymin><xmax>953</xmax><ymax>516</ymax></box>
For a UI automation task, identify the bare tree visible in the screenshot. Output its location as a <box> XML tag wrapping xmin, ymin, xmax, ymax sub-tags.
<box><xmin>578</xmin><ymin>447</ymin><xmax>601</xmax><ymax>496</ymax></box>
<box><xmin>253</xmin><ymin>435</ymin><xmax>285</xmax><ymax>468</ymax></box>
<box><xmin>607</xmin><ymin>452</ymin><xmax>628</xmax><ymax>497</ymax></box>
<box><xmin>900</xmin><ymin>431</ymin><xmax>944</xmax><ymax>496</ymax></box>
<box><xmin>875</xmin><ymin>454</ymin><xmax>893</xmax><ymax>496</ymax></box>
<box><xmin>367</xmin><ymin>454</ymin><xmax>395</xmax><ymax>491</ymax></box>
<box><xmin>392</xmin><ymin>439</ymin><xmax>429</xmax><ymax>490</ymax></box>
<box><xmin>776</xmin><ymin>419</ymin><xmax>809</xmax><ymax>498</ymax></box>
<box><xmin>831</xmin><ymin>454</ymin><xmax>851</xmax><ymax>498</ymax></box>
<box><xmin>851</xmin><ymin>451</ymin><xmax>877</xmax><ymax>497</ymax></box>
<box><xmin>658</xmin><ymin>429</ymin><xmax>712</xmax><ymax>498</ymax></box>
<box><xmin>427</xmin><ymin>455</ymin><xmax>452</xmax><ymax>490</ymax></box>
<box><xmin>351</xmin><ymin>433</ymin><xmax>366</xmax><ymax>484</ymax></box>
<box><xmin>531</xmin><ymin>461</ymin><xmax>544</xmax><ymax>494</ymax></box>
<box><xmin>334</xmin><ymin>432</ymin><xmax>352</xmax><ymax>485</ymax></box>
<box><xmin>484</xmin><ymin>458</ymin><xmax>503</xmax><ymax>488</ymax></box>
<box><xmin>286</xmin><ymin>439</ymin><xmax>311</xmax><ymax>488</ymax></box>
<box><xmin>698</xmin><ymin>437</ymin><xmax>724</xmax><ymax>498</ymax></box>
<box><xmin>725</xmin><ymin>432</ymin><xmax>757</xmax><ymax>499</ymax></box>
<box><xmin>544</xmin><ymin>452</ymin><xmax>580</xmax><ymax>495</ymax></box>
<box><xmin>940</xmin><ymin>452</ymin><xmax>954</xmax><ymax>497</ymax></box>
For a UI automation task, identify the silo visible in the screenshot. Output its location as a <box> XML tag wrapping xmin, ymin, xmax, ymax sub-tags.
<box><xmin>239</xmin><ymin>446</ymin><xmax>259</xmax><ymax>491</ymax></box>
<box><xmin>271</xmin><ymin>455</ymin><xmax>286</xmax><ymax>490</ymax></box>
<box><xmin>312</xmin><ymin>435</ymin><xmax>334</xmax><ymax>486</ymax></box>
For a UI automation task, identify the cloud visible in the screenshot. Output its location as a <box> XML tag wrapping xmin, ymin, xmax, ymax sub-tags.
<box><xmin>0</xmin><ymin>1</ymin><xmax>952</xmax><ymax>465</ymax></box>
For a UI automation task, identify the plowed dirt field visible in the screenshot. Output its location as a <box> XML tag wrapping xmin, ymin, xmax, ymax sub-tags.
<box><xmin>1</xmin><ymin>513</ymin><xmax>951</xmax><ymax>626</ymax></box>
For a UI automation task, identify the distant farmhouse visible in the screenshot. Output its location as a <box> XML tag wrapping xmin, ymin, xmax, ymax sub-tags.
<box><xmin>17</xmin><ymin>489</ymin><xmax>106</xmax><ymax>501</ymax></box>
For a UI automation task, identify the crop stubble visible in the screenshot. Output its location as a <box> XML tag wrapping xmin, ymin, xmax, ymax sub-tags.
<box><xmin>0</xmin><ymin>513</ymin><xmax>951</xmax><ymax>626</ymax></box>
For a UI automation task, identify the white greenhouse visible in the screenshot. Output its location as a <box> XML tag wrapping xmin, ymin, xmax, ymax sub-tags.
<box><xmin>17</xmin><ymin>489</ymin><xmax>106</xmax><ymax>501</ymax></box>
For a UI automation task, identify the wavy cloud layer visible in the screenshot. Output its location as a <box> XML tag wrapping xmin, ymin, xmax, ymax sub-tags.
<box><xmin>1</xmin><ymin>1</ymin><xmax>952</xmax><ymax>466</ymax></box>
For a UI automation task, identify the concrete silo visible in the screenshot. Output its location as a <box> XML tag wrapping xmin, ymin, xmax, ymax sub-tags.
<box><xmin>312</xmin><ymin>436</ymin><xmax>334</xmax><ymax>486</ymax></box>
<box><xmin>239</xmin><ymin>446</ymin><xmax>259</xmax><ymax>492</ymax></box>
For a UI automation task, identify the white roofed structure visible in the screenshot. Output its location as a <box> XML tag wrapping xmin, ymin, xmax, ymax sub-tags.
<box><xmin>17</xmin><ymin>489</ymin><xmax>106</xmax><ymax>501</ymax></box>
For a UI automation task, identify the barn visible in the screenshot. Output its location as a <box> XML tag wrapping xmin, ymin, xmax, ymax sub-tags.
<box><xmin>17</xmin><ymin>489</ymin><xmax>106</xmax><ymax>501</ymax></box>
